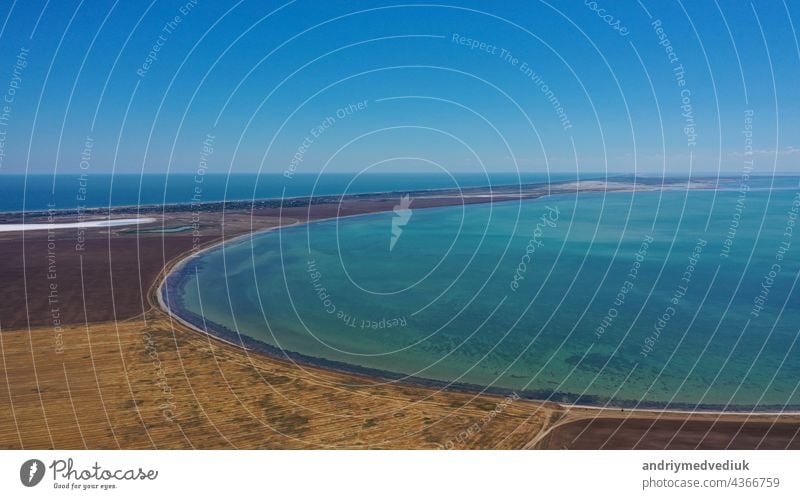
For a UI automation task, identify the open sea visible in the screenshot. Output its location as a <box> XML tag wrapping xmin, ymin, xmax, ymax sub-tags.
<box><xmin>164</xmin><ymin>176</ymin><xmax>800</xmax><ymax>411</ymax></box>
<box><xmin>0</xmin><ymin>172</ymin><xmax>581</xmax><ymax>213</ymax></box>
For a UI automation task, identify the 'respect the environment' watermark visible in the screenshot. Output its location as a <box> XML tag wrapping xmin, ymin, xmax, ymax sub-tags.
<box><xmin>451</xmin><ymin>34</ymin><xmax>572</xmax><ymax>131</ymax></box>
<box><xmin>137</xmin><ymin>0</ymin><xmax>199</xmax><ymax>78</ymax></box>
<box><xmin>719</xmin><ymin>109</ymin><xmax>755</xmax><ymax>259</ymax></box>
<box><xmin>45</xmin><ymin>203</ymin><xmax>65</xmax><ymax>354</ymax></box>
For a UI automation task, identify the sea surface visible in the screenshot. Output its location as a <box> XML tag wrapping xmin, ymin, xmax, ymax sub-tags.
<box><xmin>0</xmin><ymin>172</ymin><xmax>582</xmax><ymax>213</ymax></box>
<box><xmin>164</xmin><ymin>176</ymin><xmax>800</xmax><ymax>410</ymax></box>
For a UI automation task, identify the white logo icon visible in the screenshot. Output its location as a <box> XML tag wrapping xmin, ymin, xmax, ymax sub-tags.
<box><xmin>390</xmin><ymin>194</ymin><xmax>413</xmax><ymax>251</ymax></box>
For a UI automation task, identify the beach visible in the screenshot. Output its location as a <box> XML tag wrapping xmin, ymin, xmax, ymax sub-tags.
<box><xmin>2</xmin><ymin>177</ymin><xmax>799</xmax><ymax>449</ymax></box>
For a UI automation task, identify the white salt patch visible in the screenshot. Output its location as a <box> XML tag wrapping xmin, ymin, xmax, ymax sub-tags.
<box><xmin>0</xmin><ymin>218</ymin><xmax>156</xmax><ymax>233</ymax></box>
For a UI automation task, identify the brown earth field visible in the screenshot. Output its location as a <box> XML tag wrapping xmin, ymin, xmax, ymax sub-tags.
<box><xmin>2</xmin><ymin>178</ymin><xmax>799</xmax><ymax>449</ymax></box>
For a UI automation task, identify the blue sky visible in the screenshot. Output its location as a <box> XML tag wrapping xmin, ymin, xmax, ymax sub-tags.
<box><xmin>0</xmin><ymin>0</ymin><xmax>797</xmax><ymax>175</ymax></box>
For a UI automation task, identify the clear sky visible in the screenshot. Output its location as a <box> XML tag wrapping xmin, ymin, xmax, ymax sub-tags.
<box><xmin>0</xmin><ymin>0</ymin><xmax>797</xmax><ymax>175</ymax></box>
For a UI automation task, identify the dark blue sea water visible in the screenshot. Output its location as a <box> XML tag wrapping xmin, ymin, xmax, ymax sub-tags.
<box><xmin>0</xmin><ymin>172</ymin><xmax>585</xmax><ymax>213</ymax></box>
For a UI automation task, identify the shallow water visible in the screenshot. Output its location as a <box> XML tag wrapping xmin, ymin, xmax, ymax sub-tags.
<box><xmin>165</xmin><ymin>177</ymin><xmax>800</xmax><ymax>410</ymax></box>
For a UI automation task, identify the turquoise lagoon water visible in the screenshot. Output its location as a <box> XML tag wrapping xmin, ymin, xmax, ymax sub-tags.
<box><xmin>164</xmin><ymin>178</ymin><xmax>800</xmax><ymax>410</ymax></box>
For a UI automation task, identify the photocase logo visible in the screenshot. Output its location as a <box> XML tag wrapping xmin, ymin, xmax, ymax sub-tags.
<box><xmin>390</xmin><ymin>194</ymin><xmax>413</xmax><ymax>251</ymax></box>
<box><xmin>20</xmin><ymin>459</ymin><xmax>45</xmax><ymax>487</ymax></box>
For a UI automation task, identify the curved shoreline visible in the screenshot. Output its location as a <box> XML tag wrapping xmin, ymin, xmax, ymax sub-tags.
<box><xmin>153</xmin><ymin>183</ymin><xmax>800</xmax><ymax>416</ymax></box>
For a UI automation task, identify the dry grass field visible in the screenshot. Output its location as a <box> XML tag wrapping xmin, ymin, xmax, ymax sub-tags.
<box><xmin>0</xmin><ymin>312</ymin><xmax>553</xmax><ymax>449</ymax></box>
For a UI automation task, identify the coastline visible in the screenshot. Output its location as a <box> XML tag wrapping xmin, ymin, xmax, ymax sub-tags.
<box><xmin>0</xmin><ymin>174</ymin><xmax>721</xmax><ymax>219</ymax></box>
<box><xmin>152</xmin><ymin>177</ymin><xmax>800</xmax><ymax>415</ymax></box>
<box><xmin>3</xmin><ymin>175</ymin><xmax>799</xmax><ymax>449</ymax></box>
